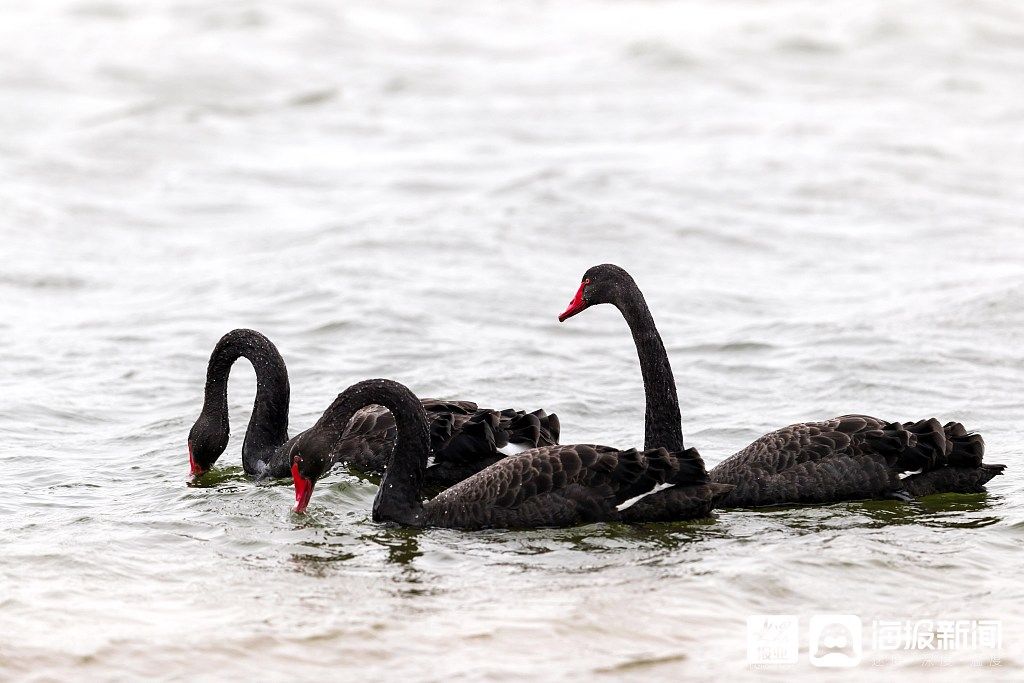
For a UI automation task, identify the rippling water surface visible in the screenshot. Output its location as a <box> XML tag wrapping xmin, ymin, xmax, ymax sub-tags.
<box><xmin>2</xmin><ymin>1</ymin><xmax>1023</xmax><ymax>679</ymax></box>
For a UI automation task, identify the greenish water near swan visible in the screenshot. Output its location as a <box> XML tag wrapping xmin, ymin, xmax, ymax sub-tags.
<box><xmin>1</xmin><ymin>0</ymin><xmax>1022</xmax><ymax>679</ymax></box>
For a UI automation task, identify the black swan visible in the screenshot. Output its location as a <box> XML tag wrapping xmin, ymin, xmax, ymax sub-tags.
<box><xmin>558</xmin><ymin>264</ymin><xmax>1005</xmax><ymax>507</ymax></box>
<box><xmin>289</xmin><ymin>378</ymin><xmax>733</xmax><ymax>526</ymax></box>
<box><xmin>187</xmin><ymin>329</ymin><xmax>560</xmax><ymax>484</ymax></box>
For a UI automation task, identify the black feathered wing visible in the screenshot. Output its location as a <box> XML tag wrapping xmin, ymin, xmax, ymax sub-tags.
<box><xmin>710</xmin><ymin>415</ymin><xmax>998</xmax><ymax>507</ymax></box>
<box><xmin>422</xmin><ymin>444</ymin><xmax>730</xmax><ymax>529</ymax></box>
<box><xmin>322</xmin><ymin>399</ymin><xmax>561</xmax><ymax>487</ymax></box>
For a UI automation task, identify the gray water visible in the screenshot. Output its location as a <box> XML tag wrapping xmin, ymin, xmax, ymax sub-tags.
<box><xmin>1</xmin><ymin>0</ymin><xmax>1023</xmax><ymax>680</ymax></box>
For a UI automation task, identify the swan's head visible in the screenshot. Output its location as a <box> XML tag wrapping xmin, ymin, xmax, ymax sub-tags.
<box><xmin>558</xmin><ymin>263</ymin><xmax>635</xmax><ymax>321</ymax></box>
<box><xmin>288</xmin><ymin>433</ymin><xmax>331</xmax><ymax>513</ymax></box>
<box><xmin>187</xmin><ymin>414</ymin><xmax>229</xmax><ymax>478</ymax></box>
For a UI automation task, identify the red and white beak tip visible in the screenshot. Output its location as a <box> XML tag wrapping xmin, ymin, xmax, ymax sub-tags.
<box><xmin>558</xmin><ymin>280</ymin><xmax>590</xmax><ymax>322</ymax></box>
<box><xmin>291</xmin><ymin>458</ymin><xmax>314</xmax><ymax>513</ymax></box>
<box><xmin>188</xmin><ymin>446</ymin><xmax>205</xmax><ymax>478</ymax></box>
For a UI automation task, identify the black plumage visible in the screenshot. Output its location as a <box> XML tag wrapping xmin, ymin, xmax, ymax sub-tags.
<box><xmin>558</xmin><ymin>264</ymin><xmax>1006</xmax><ymax>507</ymax></box>
<box><xmin>289</xmin><ymin>379</ymin><xmax>732</xmax><ymax>528</ymax></box>
<box><xmin>186</xmin><ymin>329</ymin><xmax>559</xmax><ymax>485</ymax></box>
<box><xmin>710</xmin><ymin>415</ymin><xmax>1000</xmax><ymax>506</ymax></box>
<box><xmin>322</xmin><ymin>398</ymin><xmax>559</xmax><ymax>487</ymax></box>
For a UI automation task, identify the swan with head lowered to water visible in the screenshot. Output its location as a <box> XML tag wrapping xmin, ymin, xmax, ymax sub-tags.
<box><xmin>288</xmin><ymin>378</ymin><xmax>733</xmax><ymax>528</ymax></box>
<box><xmin>186</xmin><ymin>329</ymin><xmax>560</xmax><ymax>487</ymax></box>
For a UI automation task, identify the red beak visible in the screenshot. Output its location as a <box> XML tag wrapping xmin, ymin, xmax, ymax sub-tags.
<box><xmin>292</xmin><ymin>458</ymin><xmax>315</xmax><ymax>513</ymax></box>
<box><xmin>558</xmin><ymin>279</ymin><xmax>590</xmax><ymax>322</ymax></box>
<box><xmin>188</xmin><ymin>443</ymin><xmax>206</xmax><ymax>478</ymax></box>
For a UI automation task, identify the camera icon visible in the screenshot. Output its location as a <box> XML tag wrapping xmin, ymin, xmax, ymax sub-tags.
<box><xmin>809</xmin><ymin>614</ymin><xmax>862</xmax><ymax>667</ymax></box>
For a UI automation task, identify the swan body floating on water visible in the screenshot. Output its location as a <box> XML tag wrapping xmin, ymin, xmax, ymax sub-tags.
<box><xmin>558</xmin><ymin>264</ymin><xmax>1005</xmax><ymax>507</ymax></box>
<box><xmin>186</xmin><ymin>329</ymin><xmax>559</xmax><ymax>486</ymax></box>
<box><xmin>289</xmin><ymin>379</ymin><xmax>733</xmax><ymax>528</ymax></box>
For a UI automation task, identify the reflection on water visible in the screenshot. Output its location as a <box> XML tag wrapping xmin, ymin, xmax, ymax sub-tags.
<box><xmin>290</xmin><ymin>538</ymin><xmax>359</xmax><ymax>576</ymax></box>
<box><xmin>186</xmin><ymin>465</ymin><xmax>247</xmax><ymax>488</ymax></box>
<box><xmin>372</xmin><ymin>528</ymin><xmax>424</xmax><ymax>572</ymax></box>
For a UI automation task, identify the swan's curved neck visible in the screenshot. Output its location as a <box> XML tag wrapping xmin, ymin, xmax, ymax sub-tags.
<box><xmin>616</xmin><ymin>281</ymin><xmax>684</xmax><ymax>452</ymax></box>
<box><xmin>202</xmin><ymin>330</ymin><xmax>290</xmax><ymax>473</ymax></box>
<box><xmin>316</xmin><ymin>379</ymin><xmax>430</xmax><ymax>525</ymax></box>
